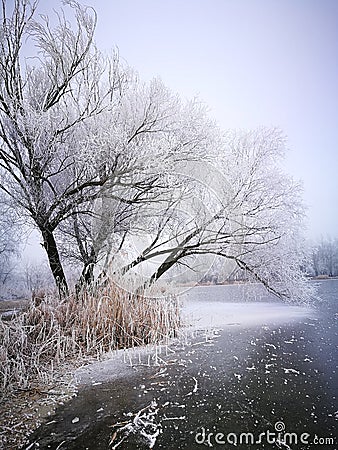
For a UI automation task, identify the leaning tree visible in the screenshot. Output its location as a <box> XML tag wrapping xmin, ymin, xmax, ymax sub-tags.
<box><xmin>118</xmin><ymin>128</ymin><xmax>313</xmax><ymax>302</ymax></box>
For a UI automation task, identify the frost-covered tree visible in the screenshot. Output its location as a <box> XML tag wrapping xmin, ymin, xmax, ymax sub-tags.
<box><xmin>53</xmin><ymin>77</ymin><xmax>219</xmax><ymax>289</ymax></box>
<box><xmin>0</xmin><ymin>1</ymin><xmax>313</xmax><ymax>302</ymax></box>
<box><xmin>0</xmin><ymin>1</ymin><xmax>221</xmax><ymax>296</ymax></box>
<box><xmin>0</xmin><ymin>0</ymin><xmax>100</xmax><ymax>294</ymax></box>
<box><xmin>0</xmin><ymin>0</ymin><xmax>218</xmax><ymax>294</ymax></box>
<box><xmin>0</xmin><ymin>199</ymin><xmax>20</xmax><ymax>285</ymax></box>
<box><xmin>120</xmin><ymin>128</ymin><xmax>312</xmax><ymax>302</ymax></box>
<box><xmin>310</xmin><ymin>237</ymin><xmax>338</xmax><ymax>277</ymax></box>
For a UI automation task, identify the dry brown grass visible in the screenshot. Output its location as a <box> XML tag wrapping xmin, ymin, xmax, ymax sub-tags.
<box><xmin>0</xmin><ymin>279</ymin><xmax>180</xmax><ymax>391</ymax></box>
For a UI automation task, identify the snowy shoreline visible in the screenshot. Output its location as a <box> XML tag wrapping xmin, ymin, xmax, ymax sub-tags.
<box><xmin>1</xmin><ymin>297</ymin><xmax>316</xmax><ymax>448</ymax></box>
<box><xmin>74</xmin><ymin>299</ymin><xmax>315</xmax><ymax>386</ymax></box>
<box><xmin>27</xmin><ymin>293</ymin><xmax>328</xmax><ymax>449</ymax></box>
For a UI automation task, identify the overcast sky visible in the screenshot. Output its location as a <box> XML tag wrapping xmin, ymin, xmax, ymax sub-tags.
<box><xmin>28</xmin><ymin>0</ymin><xmax>338</xmax><ymax>241</ymax></box>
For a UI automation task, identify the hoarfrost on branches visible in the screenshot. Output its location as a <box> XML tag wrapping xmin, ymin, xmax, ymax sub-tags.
<box><xmin>0</xmin><ymin>0</ymin><xmax>314</xmax><ymax>302</ymax></box>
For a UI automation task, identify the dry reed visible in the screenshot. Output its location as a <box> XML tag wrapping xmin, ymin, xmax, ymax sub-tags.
<box><xmin>0</xmin><ymin>279</ymin><xmax>180</xmax><ymax>391</ymax></box>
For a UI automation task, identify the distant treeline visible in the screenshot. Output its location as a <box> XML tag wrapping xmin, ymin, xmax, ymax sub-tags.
<box><xmin>309</xmin><ymin>237</ymin><xmax>338</xmax><ymax>278</ymax></box>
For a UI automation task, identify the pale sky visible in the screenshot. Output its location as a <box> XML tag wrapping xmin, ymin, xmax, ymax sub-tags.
<box><xmin>25</xmin><ymin>0</ymin><xmax>338</xmax><ymax>240</ymax></box>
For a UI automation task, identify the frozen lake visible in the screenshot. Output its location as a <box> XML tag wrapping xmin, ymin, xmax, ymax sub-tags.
<box><xmin>182</xmin><ymin>283</ymin><xmax>315</xmax><ymax>329</ymax></box>
<box><xmin>27</xmin><ymin>280</ymin><xmax>337</xmax><ymax>449</ymax></box>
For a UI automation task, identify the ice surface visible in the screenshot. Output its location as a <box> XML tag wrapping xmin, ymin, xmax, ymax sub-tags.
<box><xmin>182</xmin><ymin>300</ymin><xmax>314</xmax><ymax>329</ymax></box>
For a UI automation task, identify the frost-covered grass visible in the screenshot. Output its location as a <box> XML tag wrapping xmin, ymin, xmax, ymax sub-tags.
<box><xmin>0</xmin><ymin>279</ymin><xmax>180</xmax><ymax>391</ymax></box>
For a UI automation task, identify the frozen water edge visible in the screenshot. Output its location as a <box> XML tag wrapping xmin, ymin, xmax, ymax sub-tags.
<box><xmin>74</xmin><ymin>299</ymin><xmax>315</xmax><ymax>386</ymax></box>
<box><xmin>182</xmin><ymin>300</ymin><xmax>316</xmax><ymax>329</ymax></box>
<box><xmin>74</xmin><ymin>345</ymin><xmax>165</xmax><ymax>385</ymax></box>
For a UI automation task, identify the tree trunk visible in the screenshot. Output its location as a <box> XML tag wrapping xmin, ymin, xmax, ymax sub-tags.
<box><xmin>41</xmin><ymin>227</ymin><xmax>69</xmax><ymax>297</ymax></box>
<box><xmin>81</xmin><ymin>261</ymin><xmax>95</xmax><ymax>285</ymax></box>
<box><xmin>75</xmin><ymin>254</ymin><xmax>96</xmax><ymax>297</ymax></box>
